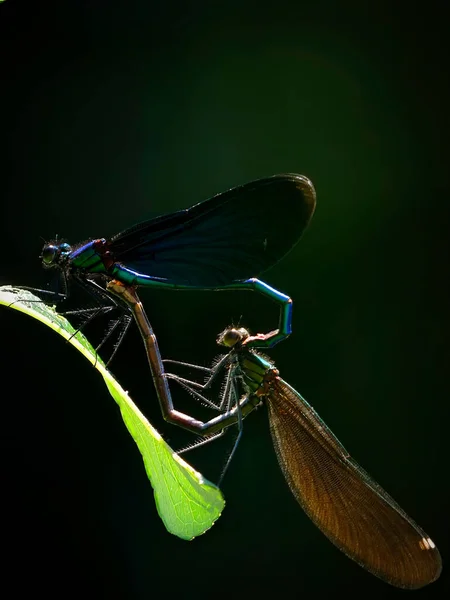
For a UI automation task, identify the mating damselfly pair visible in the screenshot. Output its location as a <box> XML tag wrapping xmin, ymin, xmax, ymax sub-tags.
<box><xmin>11</xmin><ymin>174</ymin><xmax>442</xmax><ymax>589</ymax></box>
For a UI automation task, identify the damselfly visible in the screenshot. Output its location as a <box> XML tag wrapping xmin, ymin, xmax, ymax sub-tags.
<box><xmin>22</xmin><ymin>174</ymin><xmax>315</xmax><ymax>356</ymax></box>
<box><xmin>157</xmin><ymin>326</ymin><xmax>441</xmax><ymax>589</ymax></box>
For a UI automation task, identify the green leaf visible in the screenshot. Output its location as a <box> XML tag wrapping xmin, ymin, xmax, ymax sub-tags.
<box><xmin>0</xmin><ymin>285</ymin><xmax>225</xmax><ymax>540</ymax></box>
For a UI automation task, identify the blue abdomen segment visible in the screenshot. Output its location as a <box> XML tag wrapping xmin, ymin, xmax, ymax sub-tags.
<box><xmin>110</xmin><ymin>265</ymin><xmax>292</xmax><ymax>348</ymax></box>
<box><xmin>69</xmin><ymin>245</ymin><xmax>293</xmax><ymax>349</ymax></box>
<box><xmin>111</xmin><ymin>264</ymin><xmax>171</xmax><ymax>286</ymax></box>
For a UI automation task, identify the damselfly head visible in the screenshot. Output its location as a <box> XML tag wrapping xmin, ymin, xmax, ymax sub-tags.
<box><xmin>217</xmin><ymin>326</ymin><xmax>250</xmax><ymax>348</ymax></box>
<box><xmin>40</xmin><ymin>242</ymin><xmax>71</xmax><ymax>269</ymax></box>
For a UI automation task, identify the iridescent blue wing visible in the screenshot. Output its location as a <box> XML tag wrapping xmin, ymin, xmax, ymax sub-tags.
<box><xmin>266</xmin><ymin>377</ymin><xmax>441</xmax><ymax>589</ymax></box>
<box><xmin>107</xmin><ymin>174</ymin><xmax>316</xmax><ymax>286</ymax></box>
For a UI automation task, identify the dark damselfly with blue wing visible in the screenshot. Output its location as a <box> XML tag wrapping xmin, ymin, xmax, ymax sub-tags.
<box><xmin>18</xmin><ymin>174</ymin><xmax>316</xmax><ymax>361</ymax></box>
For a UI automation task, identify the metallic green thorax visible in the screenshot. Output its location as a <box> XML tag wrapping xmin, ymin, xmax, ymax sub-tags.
<box><xmin>240</xmin><ymin>351</ymin><xmax>275</xmax><ymax>394</ymax></box>
<box><xmin>69</xmin><ymin>239</ymin><xmax>108</xmax><ymax>273</ymax></box>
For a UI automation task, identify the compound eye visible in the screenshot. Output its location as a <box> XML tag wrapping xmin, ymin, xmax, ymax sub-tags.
<box><xmin>219</xmin><ymin>328</ymin><xmax>243</xmax><ymax>347</ymax></box>
<box><xmin>41</xmin><ymin>245</ymin><xmax>57</xmax><ymax>265</ymax></box>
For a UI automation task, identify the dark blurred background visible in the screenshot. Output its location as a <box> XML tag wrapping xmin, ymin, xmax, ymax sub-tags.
<box><xmin>1</xmin><ymin>1</ymin><xmax>449</xmax><ymax>598</ymax></box>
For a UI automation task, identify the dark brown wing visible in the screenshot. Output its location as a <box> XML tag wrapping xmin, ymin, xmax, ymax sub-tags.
<box><xmin>266</xmin><ymin>377</ymin><xmax>442</xmax><ymax>589</ymax></box>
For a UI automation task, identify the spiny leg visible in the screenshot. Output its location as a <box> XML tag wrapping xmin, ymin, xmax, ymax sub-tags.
<box><xmin>177</xmin><ymin>430</ymin><xmax>228</xmax><ymax>455</ymax></box>
<box><xmin>165</xmin><ymin>361</ymin><xmax>243</xmax><ymax>484</ymax></box>
<box><xmin>162</xmin><ymin>359</ymin><xmax>214</xmax><ymax>374</ymax></box>
<box><xmin>217</xmin><ymin>377</ymin><xmax>244</xmax><ymax>486</ymax></box>
<box><xmin>165</xmin><ymin>357</ymin><xmax>238</xmax><ymax>412</ymax></box>
<box><xmin>72</xmin><ymin>276</ymin><xmax>134</xmax><ymax>366</ymax></box>
<box><xmin>163</xmin><ymin>354</ymin><xmax>231</xmax><ymax>391</ymax></box>
<box><xmin>7</xmin><ymin>287</ymin><xmax>67</xmax><ymax>309</ymax></box>
<box><xmin>61</xmin><ymin>307</ymin><xmax>110</xmax><ymax>316</ymax></box>
<box><xmin>173</xmin><ymin>372</ymin><xmax>236</xmax><ymax>453</ymax></box>
<box><xmin>165</xmin><ymin>372</ymin><xmax>222</xmax><ymax>410</ymax></box>
<box><xmin>67</xmin><ymin>306</ymin><xmax>114</xmax><ymax>335</ymax></box>
<box><xmin>103</xmin><ymin>313</ymin><xmax>133</xmax><ymax>367</ymax></box>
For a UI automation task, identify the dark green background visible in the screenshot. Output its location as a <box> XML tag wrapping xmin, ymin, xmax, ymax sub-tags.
<box><xmin>1</xmin><ymin>1</ymin><xmax>449</xmax><ymax>598</ymax></box>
